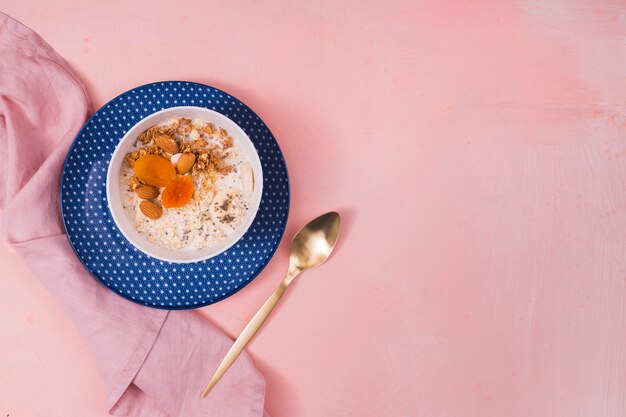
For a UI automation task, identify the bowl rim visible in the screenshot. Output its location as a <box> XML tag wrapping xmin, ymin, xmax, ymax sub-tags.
<box><xmin>105</xmin><ymin>105</ymin><xmax>264</xmax><ymax>263</ymax></box>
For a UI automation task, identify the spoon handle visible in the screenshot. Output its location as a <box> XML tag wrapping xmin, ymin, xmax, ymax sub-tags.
<box><xmin>201</xmin><ymin>278</ymin><xmax>288</xmax><ymax>398</ymax></box>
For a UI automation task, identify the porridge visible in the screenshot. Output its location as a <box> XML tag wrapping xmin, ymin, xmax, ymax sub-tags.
<box><xmin>120</xmin><ymin>117</ymin><xmax>254</xmax><ymax>251</ymax></box>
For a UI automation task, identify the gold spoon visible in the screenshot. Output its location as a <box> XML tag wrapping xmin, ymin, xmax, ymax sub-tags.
<box><xmin>201</xmin><ymin>211</ymin><xmax>341</xmax><ymax>398</ymax></box>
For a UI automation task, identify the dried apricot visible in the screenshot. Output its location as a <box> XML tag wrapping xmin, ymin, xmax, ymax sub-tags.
<box><xmin>161</xmin><ymin>176</ymin><xmax>195</xmax><ymax>208</ymax></box>
<box><xmin>134</xmin><ymin>154</ymin><xmax>176</xmax><ymax>187</ymax></box>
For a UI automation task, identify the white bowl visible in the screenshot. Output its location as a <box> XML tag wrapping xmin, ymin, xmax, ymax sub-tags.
<box><xmin>106</xmin><ymin>106</ymin><xmax>263</xmax><ymax>263</ymax></box>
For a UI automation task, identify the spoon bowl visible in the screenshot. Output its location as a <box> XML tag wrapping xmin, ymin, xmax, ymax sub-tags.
<box><xmin>288</xmin><ymin>211</ymin><xmax>341</xmax><ymax>278</ymax></box>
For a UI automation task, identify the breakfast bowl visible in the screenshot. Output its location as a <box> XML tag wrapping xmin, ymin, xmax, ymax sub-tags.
<box><xmin>106</xmin><ymin>106</ymin><xmax>264</xmax><ymax>263</ymax></box>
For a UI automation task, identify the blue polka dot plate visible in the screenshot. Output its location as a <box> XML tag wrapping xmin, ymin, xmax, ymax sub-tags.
<box><xmin>60</xmin><ymin>81</ymin><xmax>290</xmax><ymax>309</ymax></box>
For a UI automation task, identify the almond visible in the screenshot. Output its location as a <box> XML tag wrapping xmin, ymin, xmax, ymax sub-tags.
<box><xmin>177</xmin><ymin>152</ymin><xmax>196</xmax><ymax>174</ymax></box>
<box><xmin>135</xmin><ymin>184</ymin><xmax>160</xmax><ymax>200</ymax></box>
<box><xmin>154</xmin><ymin>134</ymin><xmax>178</xmax><ymax>154</ymax></box>
<box><xmin>139</xmin><ymin>201</ymin><xmax>163</xmax><ymax>219</ymax></box>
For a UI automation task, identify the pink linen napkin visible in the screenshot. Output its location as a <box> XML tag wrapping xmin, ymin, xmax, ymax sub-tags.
<box><xmin>0</xmin><ymin>13</ymin><xmax>267</xmax><ymax>417</ymax></box>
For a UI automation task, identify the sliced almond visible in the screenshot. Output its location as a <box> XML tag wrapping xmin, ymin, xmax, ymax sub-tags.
<box><xmin>139</xmin><ymin>201</ymin><xmax>163</xmax><ymax>219</ymax></box>
<box><xmin>177</xmin><ymin>152</ymin><xmax>196</xmax><ymax>174</ymax></box>
<box><xmin>170</xmin><ymin>153</ymin><xmax>182</xmax><ymax>167</ymax></box>
<box><xmin>135</xmin><ymin>184</ymin><xmax>160</xmax><ymax>200</ymax></box>
<box><xmin>154</xmin><ymin>134</ymin><xmax>178</xmax><ymax>154</ymax></box>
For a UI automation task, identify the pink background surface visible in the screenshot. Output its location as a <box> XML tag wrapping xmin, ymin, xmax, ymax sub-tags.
<box><xmin>1</xmin><ymin>1</ymin><xmax>626</xmax><ymax>416</ymax></box>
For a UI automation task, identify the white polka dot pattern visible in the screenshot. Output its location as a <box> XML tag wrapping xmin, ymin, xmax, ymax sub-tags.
<box><xmin>60</xmin><ymin>81</ymin><xmax>290</xmax><ymax>309</ymax></box>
